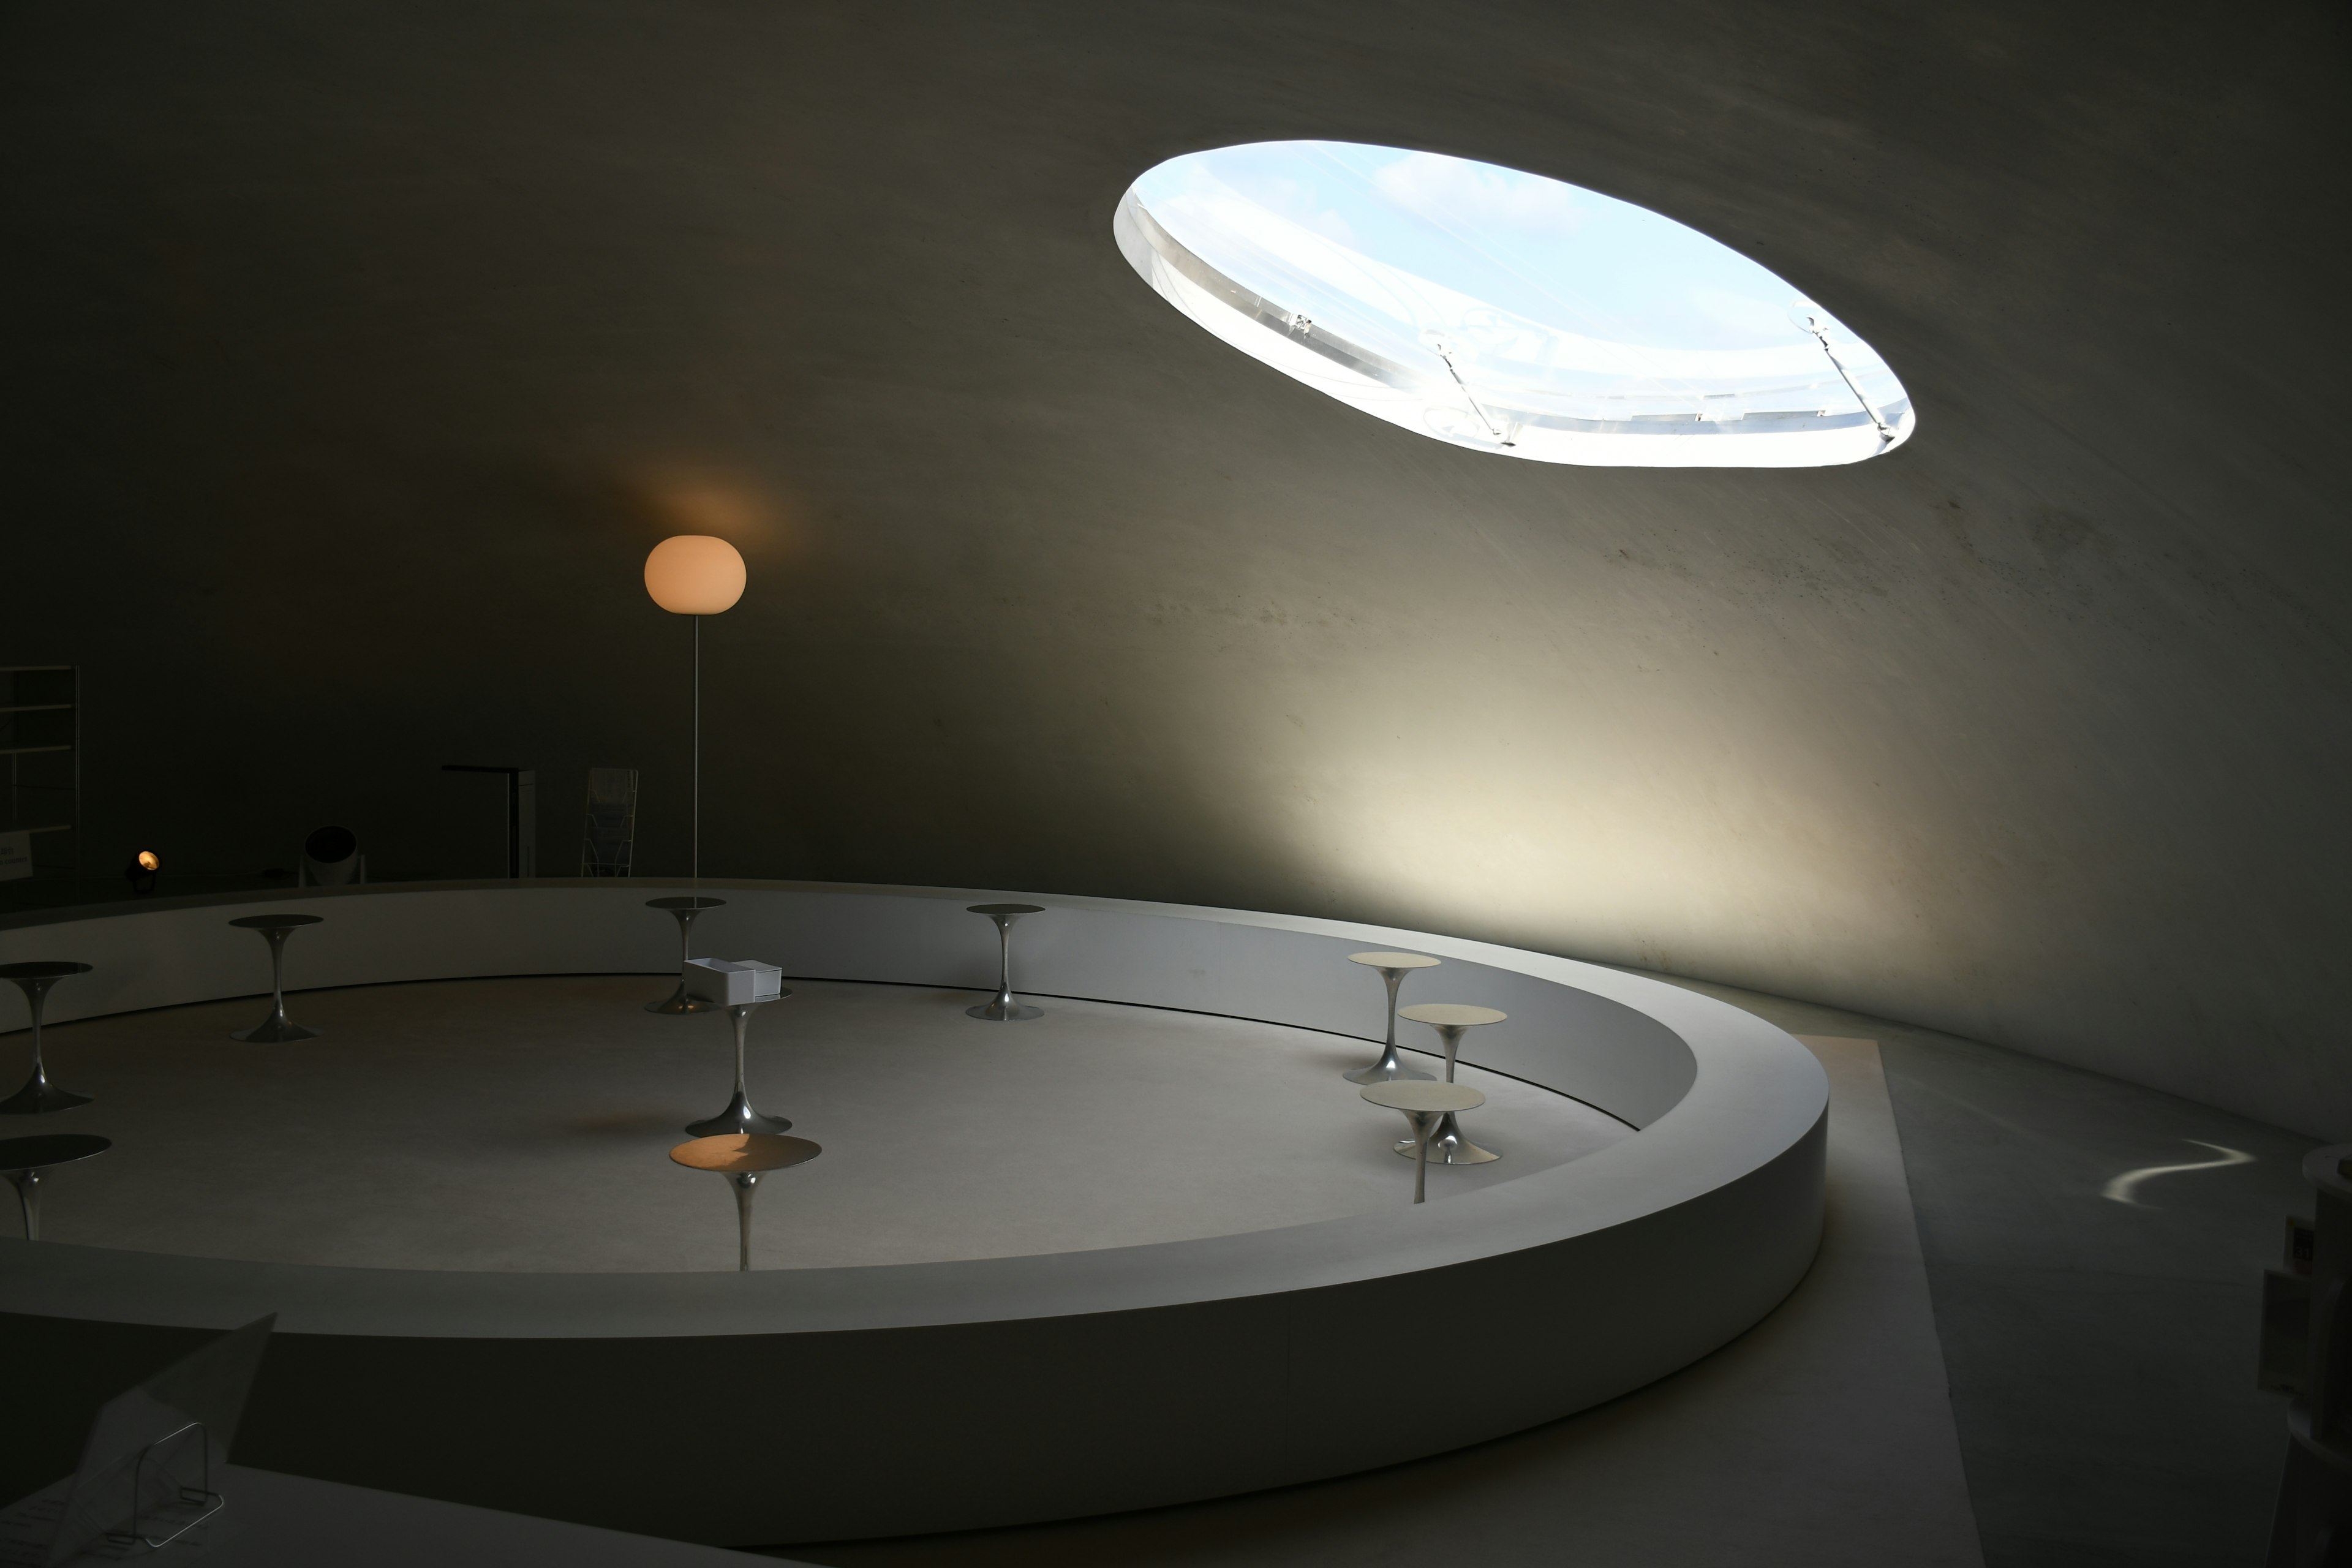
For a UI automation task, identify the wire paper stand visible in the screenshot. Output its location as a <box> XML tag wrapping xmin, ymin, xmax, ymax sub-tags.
<box><xmin>103</xmin><ymin>1422</ymin><xmax>224</xmax><ymax>1551</ymax></box>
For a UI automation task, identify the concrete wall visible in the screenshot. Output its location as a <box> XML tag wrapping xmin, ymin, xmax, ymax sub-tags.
<box><xmin>1</xmin><ymin>2</ymin><xmax>2345</xmax><ymax>1131</ymax></box>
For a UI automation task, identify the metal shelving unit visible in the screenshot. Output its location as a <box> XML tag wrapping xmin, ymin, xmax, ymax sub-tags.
<box><xmin>0</xmin><ymin>665</ymin><xmax>79</xmax><ymax>884</ymax></box>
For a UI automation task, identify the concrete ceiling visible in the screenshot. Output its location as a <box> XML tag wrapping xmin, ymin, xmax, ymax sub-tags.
<box><xmin>4</xmin><ymin>1</ymin><xmax>2346</xmax><ymax>1131</ymax></box>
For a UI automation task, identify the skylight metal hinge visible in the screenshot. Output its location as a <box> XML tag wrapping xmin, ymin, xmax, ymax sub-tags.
<box><xmin>1793</xmin><ymin>305</ymin><xmax>1896</xmax><ymax>448</ymax></box>
<box><xmin>1422</xmin><ymin>331</ymin><xmax>1515</xmax><ymax>447</ymax></box>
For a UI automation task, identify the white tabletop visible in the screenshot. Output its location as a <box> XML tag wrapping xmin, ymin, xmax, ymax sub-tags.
<box><xmin>1360</xmin><ymin>1082</ymin><xmax>1486</xmax><ymax>1114</ymax></box>
<box><xmin>1348</xmin><ymin>951</ymin><xmax>1440</xmax><ymax>970</ymax></box>
<box><xmin>1398</xmin><ymin>1003</ymin><xmax>1507</xmax><ymax>1028</ymax></box>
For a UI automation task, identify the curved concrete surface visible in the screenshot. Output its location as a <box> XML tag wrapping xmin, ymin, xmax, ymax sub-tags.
<box><xmin>0</xmin><ymin>881</ymin><xmax>1826</xmax><ymax>1544</ymax></box>
<box><xmin>3</xmin><ymin>975</ymin><xmax>1635</xmax><ymax>1271</ymax></box>
<box><xmin>2</xmin><ymin>2</ymin><xmax>2344</xmax><ymax>1141</ymax></box>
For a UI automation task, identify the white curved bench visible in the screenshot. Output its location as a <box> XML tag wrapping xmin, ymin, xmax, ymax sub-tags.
<box><xmin>0</xmin><ymin>880</ymin><xmax>1827</xmax><ymax>1545</ymax></box>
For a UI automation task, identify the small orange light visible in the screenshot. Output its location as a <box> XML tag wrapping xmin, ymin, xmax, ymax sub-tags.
<box><xmin>136</xmin><ymin>850</ymin><xmax>160</xmax><ymax>872</ymax></box>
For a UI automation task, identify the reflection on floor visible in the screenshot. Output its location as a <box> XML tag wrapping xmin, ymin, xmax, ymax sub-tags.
<box><xmin>772</xmin><ymin>977</ymin><xmax>2315</xmax><ymax>1568</ymax></box>
<box><xmin>2</xmin><ymin>976</ymin><xmax>1625</xmax><ymax>1271</ymax></box>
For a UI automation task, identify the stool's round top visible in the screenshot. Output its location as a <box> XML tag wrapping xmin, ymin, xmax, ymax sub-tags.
<box><xmin>1360</xmin><ymin>1082</ymin><xmax>1486</xmax><ymax>1114</ymax></box>
<box><xmin>0</xmin><ymin>960</ymin><xmax>94</xmax><ymax>981</ymax></box>
<box><xmin>1399</xmin><ymin>1003</ymin><xmax>1507</xmax><ymax>1028</ymax></box>
<box><xmin>968</xmin><ymin>903</ymin><xmax>1044</xmax><ymax>916</ymax></box>
<box><xmin>647</xmin><ymin>896</ymin><xmax>727</xmax><ymax>911</ymax></box>
<box><xmin>229</xmin><ymin>913</ymin><xmax>324</xmax><ymax>930</ymax></box>
<box><xmin>0</xmin><ymin>1133</ymin><xmax>112</xmax><ymax>1172</ymax></box>
<box><xmin>670</xmin><ymin>1134</ymin><xmax>822</xmax><ymax>1174</ymax></box>
<box><xmin>1348</xmin><ymin>951</ymin><xmax>1440</xmax><ymax>970</ymax></box>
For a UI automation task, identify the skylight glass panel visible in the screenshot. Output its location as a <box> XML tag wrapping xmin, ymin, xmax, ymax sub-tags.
<box><xmin>1116</xmin><ymin>141</ymin><xmax>1915</xmax><ymax>467</ymax></box>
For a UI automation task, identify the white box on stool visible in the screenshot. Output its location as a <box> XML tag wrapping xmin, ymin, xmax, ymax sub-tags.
<box><xmin>683</xmin><ymin>957</ymin><xmax>784</xmax><ymax>1005</ymax></box>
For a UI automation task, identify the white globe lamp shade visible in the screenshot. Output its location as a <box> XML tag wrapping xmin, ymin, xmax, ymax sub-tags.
<box><xmin>644</xmin><ymin>535</ymin><xmax>747</xmax><ymax>615</ymax></box>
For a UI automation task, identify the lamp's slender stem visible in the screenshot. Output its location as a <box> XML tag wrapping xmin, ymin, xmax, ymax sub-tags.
<box><xmin>692</xmin><ymin>612</ymin><xmax>701</xmax><ymax>899</ymax></box>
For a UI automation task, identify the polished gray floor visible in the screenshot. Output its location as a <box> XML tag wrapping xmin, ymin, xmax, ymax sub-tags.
<box><xmin>0</xmin><ymin>976</ymin><xmax>1624</xmax><ymax>1270</ymax></box>
<box><xmin>768</xmin><ymin>979</ymin><xmax>2313</xmax><ymax>1567</ymax></box>
<box><xmin>1657</xmin><ymin>976</ymin><xmax>2311</xmax><ymax>1568</ymax></box>
<box><xmin>771</xmin><ymin>1031</ymin><xmax>1983</xmax><ymax>1567</ymax></box>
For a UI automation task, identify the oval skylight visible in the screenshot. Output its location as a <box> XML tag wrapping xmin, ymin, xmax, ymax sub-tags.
<box><xmin>1115</xmin><ymin>142</ymin><xmax>1914</xmax><ymax>467</ymax></box>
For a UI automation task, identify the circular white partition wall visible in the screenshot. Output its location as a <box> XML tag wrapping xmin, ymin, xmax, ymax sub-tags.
<box><xmin>0</xmin><ymin>881</ymin><xmax>1827</xmax><ymax>1545</ymax></box>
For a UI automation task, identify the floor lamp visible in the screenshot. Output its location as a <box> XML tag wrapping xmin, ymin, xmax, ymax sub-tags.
<box><xmin>644</xmin><ymin>535</ymin><xmax>747</xmax><ymax>1008</ymax></box>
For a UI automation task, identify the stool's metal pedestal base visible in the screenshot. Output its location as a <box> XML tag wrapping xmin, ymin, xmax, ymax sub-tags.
<box><xmin>1344</xmin><ymin>1049</ymin><xmax>1433</xmax><ymax>1086</ymax></box>
<box><xmin>965</xmin><ymin>904</ymin><xmax>1046</xmax><ymax>1022</ymax></box>
<box><xmin>0</xmin><ymin>1075</ymin><xmax>91</xmax><ymax>1117</ymax></box>
<box><xmin>1</xmin><ymin>964</ymin><xmax>96</xmax><ymax>1115</ymax></box>
<box><xmin>228</xmin><ymin>919</ymin><xmax>323</xmax><ymax>1043</ymax></box>
<box><xmin>1395</xmin><ymin>1110</ymin><xmax>1500</xmax><ymax>1166</ymax></box>
<box><xmin>646</xmin><ymin>897</ymin><xmax>726</xmax><ymax>1015</ymax></box>
<box><xmin>1343</xmin><ymin>955</ymin><xmax>1438</xmax><ymax>1084</ymax></box>
<box><xmin>1390</xmin><ymin>1019</ymin><xmax>1498</xmax><ymax>1163</ymax></box>
<box><xmin>686</xmin><ymin>1000</ymin><xmax>793</xmax><ymax>1137</ymax></box>
<box><xmin>687</xmin><ymin>1090</ymin><xmax>793</xmax><ymax>1139</ymax></box>
<box><xmin>233</xmin><ymin>1011</ymin><xmax>322</xmax><ymax>1045</ymax></box>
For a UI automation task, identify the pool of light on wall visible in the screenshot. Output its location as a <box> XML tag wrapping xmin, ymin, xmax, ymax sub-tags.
<box><xmin>1115</xmin><ymin>141</ymin><xmax>1915</xmax><ymax>467</ymax></box>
